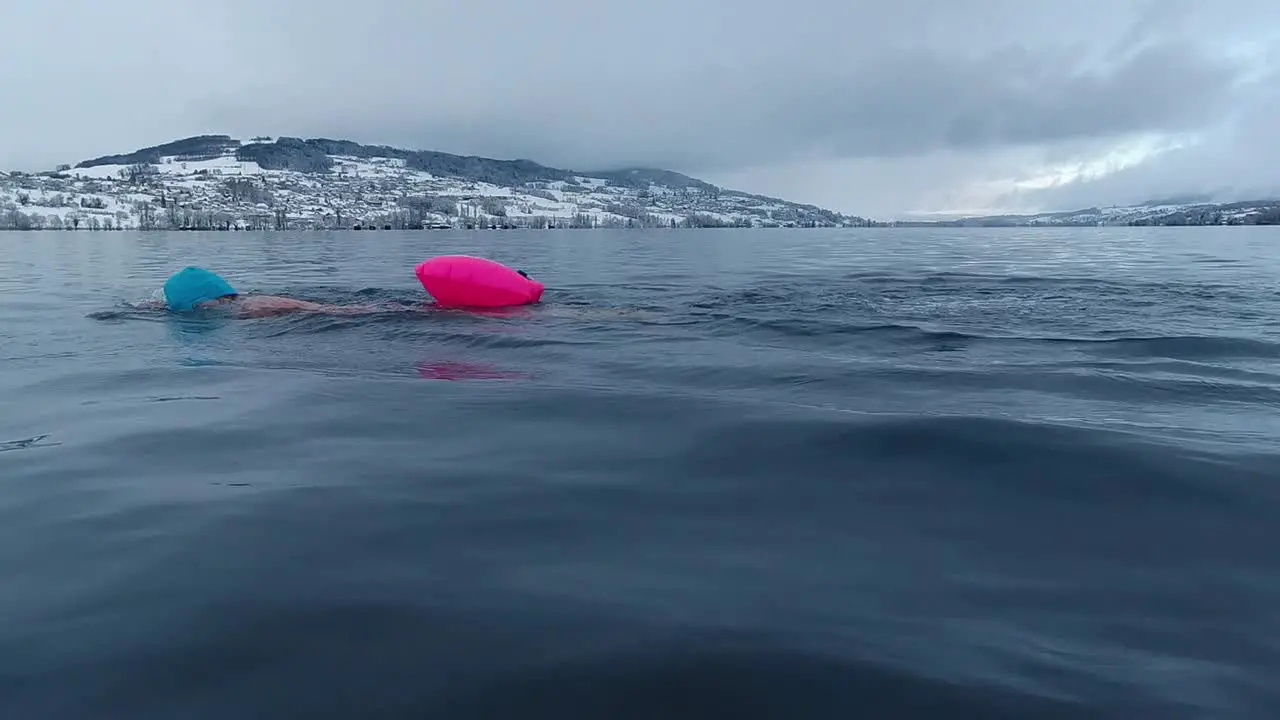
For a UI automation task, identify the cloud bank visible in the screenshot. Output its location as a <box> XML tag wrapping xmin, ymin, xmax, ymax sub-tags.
<box><xmin>1</xmin><ymin>0</ymin><xmax>1276</xmax><ymax>217</ymax></box>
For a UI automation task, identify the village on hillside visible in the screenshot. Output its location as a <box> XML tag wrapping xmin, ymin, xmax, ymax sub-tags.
<box><xmin>0</xmin><ymin>135</ymin><xmax>866</xmax><ymax>231</ymax></box>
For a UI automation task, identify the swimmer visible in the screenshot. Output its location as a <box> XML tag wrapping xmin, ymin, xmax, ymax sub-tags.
<box><xmin>152</xmin><ymin>266</ymin><xmax>386</xmax><ymax>318</ymax></box>
<box><xmin>147</xmin><ymin>265</ymin><xmax>655</xmax><ymax>321</ymax></box>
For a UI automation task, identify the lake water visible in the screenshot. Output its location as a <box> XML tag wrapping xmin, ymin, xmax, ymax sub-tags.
<box><xmin>1</xmin><ymin>227</ymin><xmax>1278</xmax><ymax>719</ymax></box>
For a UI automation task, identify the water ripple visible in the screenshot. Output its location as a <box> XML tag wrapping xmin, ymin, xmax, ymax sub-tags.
<box><xmin>1</xmin><ymin>227</ymin><xmax>1279</xmax><ymax>719</ymax></box>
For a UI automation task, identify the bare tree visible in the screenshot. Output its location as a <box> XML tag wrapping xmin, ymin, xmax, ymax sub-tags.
<box><xmin>135</xmin><ymin>201</ymin><xmax>157</xmax><ymax>230</ymax></box>
<box><xmin>123</xmin><ymin>164</ymin><xmax>157</xmax><ymax>184</ymax></box>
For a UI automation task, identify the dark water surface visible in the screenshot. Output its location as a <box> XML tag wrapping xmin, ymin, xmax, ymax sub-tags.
<box><xmin>2</xmin><ymin>227</ymin><xmax>1278</xmax><ymax>719</ymax></box>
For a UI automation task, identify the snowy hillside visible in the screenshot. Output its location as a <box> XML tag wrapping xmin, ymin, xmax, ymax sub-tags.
<box><xmin>0</xmin><ymin>135</ymin><xmax>867</xmax><ymax>231</ymax></box>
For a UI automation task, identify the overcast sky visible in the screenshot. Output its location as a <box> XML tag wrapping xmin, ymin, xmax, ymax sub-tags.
<box><xmin>1</xmin><ymin>0</ymin><xmax>1277</xmax><ymax>218</ymax></box>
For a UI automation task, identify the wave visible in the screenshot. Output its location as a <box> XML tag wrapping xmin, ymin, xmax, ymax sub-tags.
<box><xmin>679</xmin><ymin>310</ymin><xmax>1280</xmax><ymax>361</ymax></box>
<box><xmin>674</xmin><ymin>412</ymin><xmax>1274</xmax><ymax>504</ymax></box>
<box><xmin>430</xmin><ymin>630</ymin><xmax>1099</xmax><ymax>719</ymax></box>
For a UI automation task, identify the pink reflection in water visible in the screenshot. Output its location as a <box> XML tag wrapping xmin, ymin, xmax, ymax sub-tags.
<box><xmin>416</xmin><ymin>360</ymin><xmax>532</xmax><ymax>381</ymax></box>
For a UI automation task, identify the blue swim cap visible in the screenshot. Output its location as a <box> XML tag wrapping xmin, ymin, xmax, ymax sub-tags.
<box><xmin>163</xmin><ymin>267</ymin><xmax>238</xmax><ymax>311</ymax></box>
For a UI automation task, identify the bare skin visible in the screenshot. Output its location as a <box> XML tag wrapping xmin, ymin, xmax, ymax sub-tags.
<box><xmin>147</xmin><ymin>294</ymin><xmax>653</xmax><ymax>320</ymax></box>
<box><xmin>142</xmin><ymin>294</ymin><xmax>387</xmax><ymax>318</ymax></box>
<box><xmin>209</xmin><ymin>295</ymin><xmax>384</xmax><ymax>318</ymax></box>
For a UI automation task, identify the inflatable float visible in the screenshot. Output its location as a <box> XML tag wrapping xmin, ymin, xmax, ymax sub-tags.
<box><xmin>415</xmin><ymin>255</ymin><xmax>544</xmax><ymax>308</ymax></box>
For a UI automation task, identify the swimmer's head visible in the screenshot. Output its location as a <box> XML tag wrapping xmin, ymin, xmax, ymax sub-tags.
<box><xmin>162</xmin><ymin>267</ymin><xmax>238</xmax><ymax>312</ymax></box>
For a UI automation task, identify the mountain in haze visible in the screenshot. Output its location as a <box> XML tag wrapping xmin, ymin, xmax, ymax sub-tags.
<box><xmin>893</xmin><ymin>198</ymin><xmax>1280</xmax><ymax>227</ymax></box>
<box><xmin>0</xmin><ymin>134</ymin><xmax>869</xmax><ymax>231</ymax></box>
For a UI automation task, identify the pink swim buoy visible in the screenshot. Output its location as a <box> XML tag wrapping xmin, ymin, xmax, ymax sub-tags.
<box><xmin>415</xmin><ymin>255</ymin><xmax>544</xmax><ymax>308</ymax></box>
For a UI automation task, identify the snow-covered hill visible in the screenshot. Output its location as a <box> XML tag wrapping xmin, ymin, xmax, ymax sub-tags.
<box><xmin>0</xmin><ymin>135</ymin><xmax>868</xmax><ymax>231</ymax></box>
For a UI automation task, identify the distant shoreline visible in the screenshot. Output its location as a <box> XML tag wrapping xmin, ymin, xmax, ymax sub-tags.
<box><xmin>6</xmin><ymin>135</ymin><xmax>1275</xmax><ymax>230</ymax></box>
<box><xmin>0</xmin><ymin>224</ymin><xmax>861</xmax><ymax>233</ymax></box>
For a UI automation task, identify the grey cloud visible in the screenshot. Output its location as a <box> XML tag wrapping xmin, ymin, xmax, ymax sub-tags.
<box><xmin>749</xmin><ymin>40</ymin><xmax>1240</xmax><ymax>160</ymax></box>
<box><xmin>195</xmin><ymin>35</ymin><xmax>1247</xmax><ymax>176</ymax></box>
<box><xmin>1</xmin><ymin>0</ymin><xmax>1278</xmax><ymax>216</ymax></box>
<box><xmin>997</xmin><ymin>67</ymin><xmax>1280</xmax><ymax>212</ymax></box>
